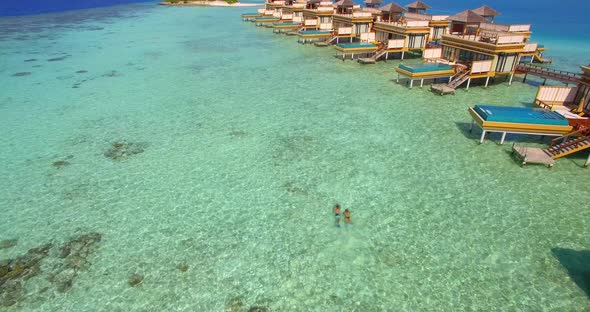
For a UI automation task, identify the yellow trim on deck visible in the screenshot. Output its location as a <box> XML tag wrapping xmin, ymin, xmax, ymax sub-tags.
<box><xmin>334</xmin><ymin>46</ymin><xmax>378</xmax><ymax>53</ymax></box>
<box><xmin>395</xmin><ymin>68</ymin><xmax>455</xmax><ymax>78</ymax></box>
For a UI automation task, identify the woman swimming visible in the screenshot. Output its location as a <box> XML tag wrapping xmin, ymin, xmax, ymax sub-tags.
<box><xmin>344</xmin><ymin>209</ymin><xmax>351</xmax><ymax>224</ymax></box>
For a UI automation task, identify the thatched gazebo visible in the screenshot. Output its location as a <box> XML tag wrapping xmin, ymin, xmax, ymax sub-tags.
<box><xmin>364</xmin><ymin>0</ymin><xmax>382</xmax><ymax>9</ymax></box>
<box><xmin>380</xmin><ymin>2</ymin><xmax>405</xmax><ymax>22</ymax></box>
<box><xmin>334</xmin><ymin>0</ymin><xmax>355</xmax><ymax>14</ymax></box>
<box><xmin>447</xmin><ymin>10</ymin><xmax>486</xmax><ymax>35</ymax></box>
<box><xmin>405</xmin><ymin>1</ymin><xmax>430</xmax><ymax>14</ymax></box>
<box><xmin>472</xmin><ymin>5</ymin><xmax>501</xmax><ymax>23</ymax></box>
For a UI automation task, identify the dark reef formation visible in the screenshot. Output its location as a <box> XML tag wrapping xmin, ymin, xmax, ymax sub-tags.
<box><xmin>0</xmin><ymin>239</ymin><xmax>17</xmax><ymax>250</ymax></box>
<box><xmin>104</xmin><ymin>141</ymin><xmax>147</xmax><ymax>161</ymax></box>
<box><xmin>12</xmin><ymin>72</ymin><xmax>31</xmax><ymax>77</ymax></box>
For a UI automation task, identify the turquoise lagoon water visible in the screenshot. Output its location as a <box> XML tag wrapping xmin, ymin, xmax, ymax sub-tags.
<box><xmin>0</xmin><ymin>3</ymin><xmax>589</xmax><ymax>311</ymax></box>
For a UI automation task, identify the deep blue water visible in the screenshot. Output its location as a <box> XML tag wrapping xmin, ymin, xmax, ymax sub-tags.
<box><xmin>3</xmin><ymin>0</ymin><xmax>589</xmax><ymax>39</ymax></box>
<box><xmin>0</xmin><ymin>0</ymin><xmax>155</xmax><ymax>16</ymax></box>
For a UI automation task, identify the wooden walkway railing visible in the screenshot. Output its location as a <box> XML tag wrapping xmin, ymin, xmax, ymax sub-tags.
<box><xmin>516</xmin><ymin>63</ymin><xmax>581</xmax><ymax>84</ymax></box>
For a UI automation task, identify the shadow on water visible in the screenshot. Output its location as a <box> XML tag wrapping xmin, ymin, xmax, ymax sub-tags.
<box><xmin>552</xmin><ymin>248</ymin><xmax>590</xmax><ymax>297</ymax></box>
<box><xmin>454</xmin><ymin>122</ymin><xmax>555</xmax><ymax>145</ymax></box>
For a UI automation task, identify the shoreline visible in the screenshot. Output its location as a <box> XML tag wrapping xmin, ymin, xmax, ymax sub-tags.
<box><xmin>159</xmin><ymin>1</ymin><xmax>262</xmax><ymax>7</ymax></box>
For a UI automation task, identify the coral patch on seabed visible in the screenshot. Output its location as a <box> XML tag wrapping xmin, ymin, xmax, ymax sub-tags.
<box><xmin>104</xmin><ymin>141</ymin><xmax>147</xmax><ymax>161</ymax></box>
<box><xmin>102</xmin><ymin>70</ymin><xmax>122</xmax><ymax>77</ymax></box>
<box><xmin>46</xmin><ymin>55</ymin><xmax>69</xmax><ymax>62</ymax></box>
<box><xmin>225</xmin><ymin>297</ymin><xmax>244</xmax><ymax>312</ymax></box>
<box><xmin>127</xmin><ymin>273</ymin><xmax>143</xmax><ymax>287</ymax></box>
<box><xmin>0</xmin><ymin>233</ymin><xmax>102</xmax><ymax>307</ymax></box>
<box><xmin>0</xmin><ymin>243</ymin><xmax>52</xmax><ymax>307</ymax></box>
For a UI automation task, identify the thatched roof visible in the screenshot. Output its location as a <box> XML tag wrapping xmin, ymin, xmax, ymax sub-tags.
<box><xmin>472</xmin><ymin>5</ymin><xmax>501</xmax><ymax>17</ymax></box>
<box><xmin>380</xmin><ymin>2</ymin><xmax>405</xmax><ymax>14</ymax></box>
<box><xmin>406</xmin><ymin>1</ymin><xmax>430</xmax><ymax>10</ymax></box>
<box><xmin>364</xmin><ymin>0</ymin><xmax>382</xmax><ymax>5</ymax></box>
<box><xmin>335</xmin><ymin>0</ymin><xmax>354</xmax><ymax>8</ymax></box>
<box><xmin>447</xmin><ymin>10</ymin><xmax>487</xmax><ymax>23</ymax></box>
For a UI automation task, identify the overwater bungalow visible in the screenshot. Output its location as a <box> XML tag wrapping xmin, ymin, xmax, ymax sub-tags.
<box><xmin>272</xmin><ymin>0</ymin><xmax>306</xmax><ymax>33</ymax></box>
<box><xmin>372</xmin><ymin>2</ymin><xmax>431</xmax><ymax>60</ymax></box>
<box><xmin>397</xmin><ymin>8</ymin><xmax>549</xmax><ymax>91</ymax></box>
<box><xmin>534</xmin><ymin>65</ymin><xmax>590</xmax><ymax>117</ymax></box>
<box><xmin>301</xmin><ymin>0</ymin><xmax>335</xmax><ymax>30</ymax></box>
<box><xmin>331</xmin><ymin>0</ymin><xmax>374</xmax><ymax>43</ymax></box>
<box><xmin>296</xmin><ymin>0</ymin><xmax>335</xmax><ymax>43</ymax></box>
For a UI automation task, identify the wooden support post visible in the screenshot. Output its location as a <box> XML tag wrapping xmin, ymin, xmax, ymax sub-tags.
<box><xmin>409</xmin><ymin>80</ymin><xmax>414</xmax><ymax>89</ymax></box>
<box><xmin>509</xmin><ymin>73</ymin><xmax>514</xmax><ymax>85</ymax></box>
<box><xmin>500</xmin><ymin>132</ymin><xmax>507</xmax><ymax>145</ymax></box>
<box><xmin>466</xmin><ymin>78</ymin><xmax>471</xmax><ymax>90</ymax></box>
<box><xmin>479</xmin><ymin>130</ymin><xmax>486</xmax><ymax>144</ymax></box>
<box><xmin>420</xmin><ymin>79</ymin><xmax>424</xmax><ymax>88</ymax></box>
<box><xmin>485</xmin><ymin>76</ymin><xmax>490</xmax><ymax>88</ymax></box>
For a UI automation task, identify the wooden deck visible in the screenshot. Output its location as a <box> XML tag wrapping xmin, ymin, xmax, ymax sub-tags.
<box><xmin>357</xmin><ymin>58</ymin><xmax>376</xmax><ymax>64</ymax></box>
<box><xmin>512</xmin><ymin>145</ymin><xmax>555</xmax><ymax>167</ymax></box>
<box><xmin>431</xmin><ymin>84</ymin><xmax>455</xmax><ymax>95</ymax></box>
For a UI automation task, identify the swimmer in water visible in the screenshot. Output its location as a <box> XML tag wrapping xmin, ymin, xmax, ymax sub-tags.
<box><xmin>344</xmin><ymin>209</ymin><xmax>351</xmax><ymax>224</ymax></box>
<box><xmin>334</xmin><ymin>204</ymin><xmax>341</xmax><ymax>227</ymax></box>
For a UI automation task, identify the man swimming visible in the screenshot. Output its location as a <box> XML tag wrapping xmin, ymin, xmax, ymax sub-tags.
<box><xmin>333</xmin><ymin>204</ymin><xmax>341</xmax><ymax>227</ymax></box>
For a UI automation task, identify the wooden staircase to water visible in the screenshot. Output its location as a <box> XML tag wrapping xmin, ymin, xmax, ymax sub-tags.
<box><xmin>431</xmin><ymin>65</ymin><xmax>470</xmax><ymax>95</ymax></box>
<box><xmin>544</xmin><ymin>128</ymin><xmax>590</xmax><ymax>164</ymax></box>
<box><xmin>533</xmin><ymin>51</ymin><xmax>552</xmax><ymax>64</ymax></box>
<box><xmin>357</xmin><ymin>44</ymin><xmax>391</xmax><ymax>64</ymax></box>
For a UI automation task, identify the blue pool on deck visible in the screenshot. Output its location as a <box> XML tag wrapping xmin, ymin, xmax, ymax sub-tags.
<box><xmin>474</xmin><ymin>105</ymin><xmax>569</xmax><ymax>126</ymax></box>
<box><xmin>335</xmin><ymin>43</ymin><xmax>376</xmax><ymax>49</ymax></box>
<box><xmin>298</xmin><ymin>30</ymin><xmax>331</xmax><ymax>35</ymax></box>
<box><xmin>398</xmin><ymin>63</ymin><xmax>453</xmax><ymax>73</ymax></box>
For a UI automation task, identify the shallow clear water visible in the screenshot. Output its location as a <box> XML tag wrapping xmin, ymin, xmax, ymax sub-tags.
<box><xmin>0</xmin><ymin>3</ymin><xmax>589</xmax><ymax>311</ymax></box>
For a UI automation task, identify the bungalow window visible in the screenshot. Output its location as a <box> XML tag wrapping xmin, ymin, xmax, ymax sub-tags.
<box><xmin>495</xmin><ymin>54</ymin><xmax>518</xmax><ymax>72</ymax></box>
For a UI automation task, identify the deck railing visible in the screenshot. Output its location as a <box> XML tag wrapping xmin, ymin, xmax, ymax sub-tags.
<box><xmin>333</xmin><ymin>12</ymin><xmax>372</xmax><ymax>18</ymax></box>
<box><xmin>448</xmin><ymin>33</ymin><xmax>524</xmax><ymax>45</ymax></box>
<box><xmin>377</xmin><ymin>20</ymin><xmax>429</xmax><ymax>27</ymax></box>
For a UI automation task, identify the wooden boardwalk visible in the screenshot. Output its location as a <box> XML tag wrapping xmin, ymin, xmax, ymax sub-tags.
<box><xmin>516</xmin><ymin>64</ymin><xmax>580</xmax><ymax>85</ymax></box>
